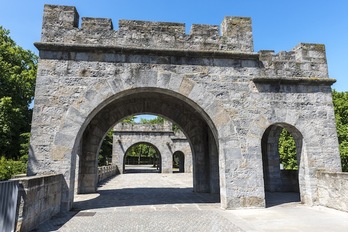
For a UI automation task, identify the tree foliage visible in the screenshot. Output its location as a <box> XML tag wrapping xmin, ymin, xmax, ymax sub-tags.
<box><xmin>126</xmin><ymin>143</ymin><xmax>157</xmax><ymax>158</ymax></box>
<box><xmin>125</xmin><ymin>143</ymin><xmax>159</xmax><ymax>165</ymax></box>
<box><xmin>0</xmin><ymin>26</ymin><xmax>37</xmax><ymax>159</ymax></box>
<box><xmin>332</xmin><ymin>90</ymin><xmax>348</xmax><ymax>171</ymax></box>
<box><xmin>121</xmin><ymin>115</ymin><xmax>136</xmax><ymax>124</ymax></box>
<box><xmin>0</xmin><ymin>156</ymin><xmax>27</xmax><ymax>181</ymax></box>
<box><xmin>98</xmin><ymin>130</ymin><xmax>113</xmax><ymax>166</ymax></box>
<box><xmin>140</xmin><ymin>116</ymin><xmax>164</xmax><ymax>124</ymax></box>
<box><xmin>140</xmin><ymin>116</ymin><xmax>181</xmax><ymax>132</ymax></box>
<box><xmin>278</xmin><ymin>129</ymin><xmax>298</xmax><ymax>170</ymax></box>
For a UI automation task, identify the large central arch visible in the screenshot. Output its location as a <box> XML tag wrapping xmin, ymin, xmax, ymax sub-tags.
<box><xmin>78</xmin><ymin>88</ymin><xmax>220</xmax><ymax>197</ymax></box>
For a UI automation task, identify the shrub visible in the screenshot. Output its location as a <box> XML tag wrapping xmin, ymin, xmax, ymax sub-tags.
<box><xmin>0</xmin><ymin>156</ymin><xmax>27</xmax><ymax>181</ymax></box>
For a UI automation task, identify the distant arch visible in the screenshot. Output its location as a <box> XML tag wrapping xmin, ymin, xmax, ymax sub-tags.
<box><xmin>173</xmin><ymin>151</ymin><xmax>185</xmax><ymax>173</ymax></box>
<box><xmin>123</xmin><ymin>142</ymin><xmax>161</xmax><ymax>173</ymax></box>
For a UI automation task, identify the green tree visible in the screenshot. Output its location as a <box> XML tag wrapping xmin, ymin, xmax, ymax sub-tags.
<box><xmin>140</xmin><ymin>116</ymin><xmax>164</xmax><ymax>124</ymax></box>
<box><xmin>278</xmin><ymin>129</ymin><xmax>298</xmax><ymax>170</ymax></box>
<box><xmin>122</xmin><ymin>115</ymin><xmax>136</xmax><ymax>123</ymax></box>
<box><xmin>332</xmin><ymin>90</ymin><xmax>348</xmax><ymax>171</ymax></box>
<box><xmin>0</xmin><ymin>156</ymin><xmax>27</xmax><ymax>181</ymax></box>
<box><xmin>139</xmin><ymin>115</ymin><xmax>181</xmax><ymax>132</ymax></box>
<box><xmin>98</xmin><ymin>130</ymin><xmax>113</xmax><ymax>166</ymax></box>
<box><xmin>0</xmin><ymin>26</ymin><xmax>37</xmax><ymax>159</ymax></box>
<box><xmin>125</xmin><ymin>143</ymin><xmax>158</xmax><ymax>165</ymax></box>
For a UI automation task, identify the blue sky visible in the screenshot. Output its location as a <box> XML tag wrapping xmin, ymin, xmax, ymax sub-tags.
<box><xmin>1</xmin><ymin>0</ymin><xmax>347</xmax><ymax>91</ymax></box>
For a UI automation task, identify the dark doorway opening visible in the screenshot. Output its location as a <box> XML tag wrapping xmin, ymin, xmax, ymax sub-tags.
<box><xmin>173</xmin><ymin>151</ymin><xmax>185</xmax><ymax>173</ymax></box>
<box><xmin>262</xmin><ymin>124</ymin><xmax>301</xmax><ymax>207</ymax></box>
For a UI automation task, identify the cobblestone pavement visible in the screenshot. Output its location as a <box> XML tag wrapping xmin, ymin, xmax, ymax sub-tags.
<box><xmin>35</xmin><ymin>173</ymin><xmax>242</xmax><ymax>232</ymax></box>
<box><xmin>34</xmin><ymin>172</ymin><xmax>348</xmax><ymax>232</ymax></box>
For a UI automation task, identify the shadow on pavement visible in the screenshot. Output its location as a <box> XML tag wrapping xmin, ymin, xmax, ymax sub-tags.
<box><xmin>124</xmin><ymin>168</ymin><xmax>160</xmax><ymax>173</ymax></box>
<box><xmin>265</xmin><ymin>192</ymin><xmax>300</xmax><ymax>207</ymax></box>
<box><xmin>33</xmin><ymin>186</ymin><xmax>219</xmax><ymax>231</ymax></box>
<box><xmin>74</xmin><ymin>187</ymin><xmax>220</xmax><ymax>211</ymax></box>
<box><xmin>124</xmin><ymin>164</ymin><xmax>160</xmax><ymax>173</ymax></box>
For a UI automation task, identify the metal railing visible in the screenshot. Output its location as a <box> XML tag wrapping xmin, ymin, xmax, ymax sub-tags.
<box><xmin>0</xmin><ymin>180</ymin><xmax>19</xmax><ymax>232</ymax></box>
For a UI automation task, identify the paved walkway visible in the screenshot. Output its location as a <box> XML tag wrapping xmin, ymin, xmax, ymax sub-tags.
<box><xmin>35</xmin><ymin>172</ymin><xmax>348</xmax><ymax>232</ymax></box>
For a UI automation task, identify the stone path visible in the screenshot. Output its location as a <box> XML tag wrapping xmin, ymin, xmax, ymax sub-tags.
<box><xmin>34</xmin><ymin>173</ymin><xmax>348</xmax><ymax>232</ymax></box>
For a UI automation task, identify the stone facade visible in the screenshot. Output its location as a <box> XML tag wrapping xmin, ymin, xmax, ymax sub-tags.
<box><xmin>113</xmin><ymin>121</ymin><xmax>192</xmax><ymax>174</ymax></box>
<box><xmin>29</xmin><ymin>4</ymin><xmax>341</xmax><ymax>211</ymax></box>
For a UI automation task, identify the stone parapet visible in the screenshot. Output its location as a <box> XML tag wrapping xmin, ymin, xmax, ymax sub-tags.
<box><xmin>98</xmin><ymin>165</ymin><xmax>119</xmax><ymax>182</ymax></box>
<box><xmin>14</xmin><ymin>174</ymin><xmax>64</xmax><ymax>232</ymax></box>
<box><xmin>114</xmin><ymin>121</ymin><xmax>173</xmax><ymax>133</ymax></box>
<box><xmin>317</xmin><ymin>171</ymin><xmax>348</xmax><ymax>212</ymax></box>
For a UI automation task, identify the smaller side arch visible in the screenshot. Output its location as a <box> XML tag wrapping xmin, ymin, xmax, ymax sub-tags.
<box><xmin>173</xmin><ymin>151</ymin><xmax>185</xmax><ymax>173</ymax></box>
<box><xmin>261</xmin><ymin>123</ymin><xmax>303</xmax><ymax>205</ymax></box>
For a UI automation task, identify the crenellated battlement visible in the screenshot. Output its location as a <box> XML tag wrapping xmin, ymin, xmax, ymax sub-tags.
<box><xmin>40</xmin><ymin>4</ymin><xmax>253</xmax><ymax>52</ymax></box>
<box><xmin>37</xmin><ymin>4</ymin><xmax>332</xmax><ymax>80</ymax></box>
<box><xmin>259</xmin><ymin>43</ymin><xmax>329</xmax><ymax>78</ymax></box>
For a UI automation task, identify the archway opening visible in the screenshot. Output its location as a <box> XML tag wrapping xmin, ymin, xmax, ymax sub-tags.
<box><xmin>76</xmin><ymin>88</ymin><xmax>220</xmax><ymax>200</ymax></box>
<box><xmin>123</xmin><ymin>142</ymin><xmax>161</xmax><ymax>173</ymax></box>
<box><xmin>173</xmin><ymin>151</ymin><xmax>185</xmax><ymax>173</ymax></box>
<box><xmin>262</xmin><ymin>124</ymin><xmax>301</xmax><ymax>207</ymax></box>
<box><xmin>98</xmin><ymin>114</ymin><xmax>163</xmax><ymax>168</ymax></box>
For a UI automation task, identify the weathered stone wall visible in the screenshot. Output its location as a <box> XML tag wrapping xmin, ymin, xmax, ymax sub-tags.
<box><xmin>113</xmin><ymin>121</ymin><xmax>192</xmax><ymax>173</ymax></box>
<box><xmin>15</xmin><ymin>175</ymin><xmax>63</xmax><ymax>232</ymax></box>
<box><xmin>317</xmin><ymin>171</ymin><xmax>348</xmax><ymax>212</ymax></box>
<box><xmin>28</xmin><ymin>4</ymin><xmax>341</xmax><ymax>212</ymax></box>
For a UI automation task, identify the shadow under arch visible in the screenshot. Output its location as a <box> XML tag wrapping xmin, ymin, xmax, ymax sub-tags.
<box><xmin>261</xmin><ymin>123</ymin><xmax>303</xmax><ymax>207</ymax></box>
<box><xmin>76</xmin><ymin>87</ymin><xmax>220</xmax><ymax>202</ymax></box>
<box><xmin>123</xmin><ymin>141</ymin><xmax>162</xmax><ymax>174</ymax></box>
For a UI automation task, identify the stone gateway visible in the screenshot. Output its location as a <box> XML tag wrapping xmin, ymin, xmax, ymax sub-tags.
<box><xmin>29</xmin><ymin>4</ymin><xmax>341</xmax><ymax>211</ymax></box>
